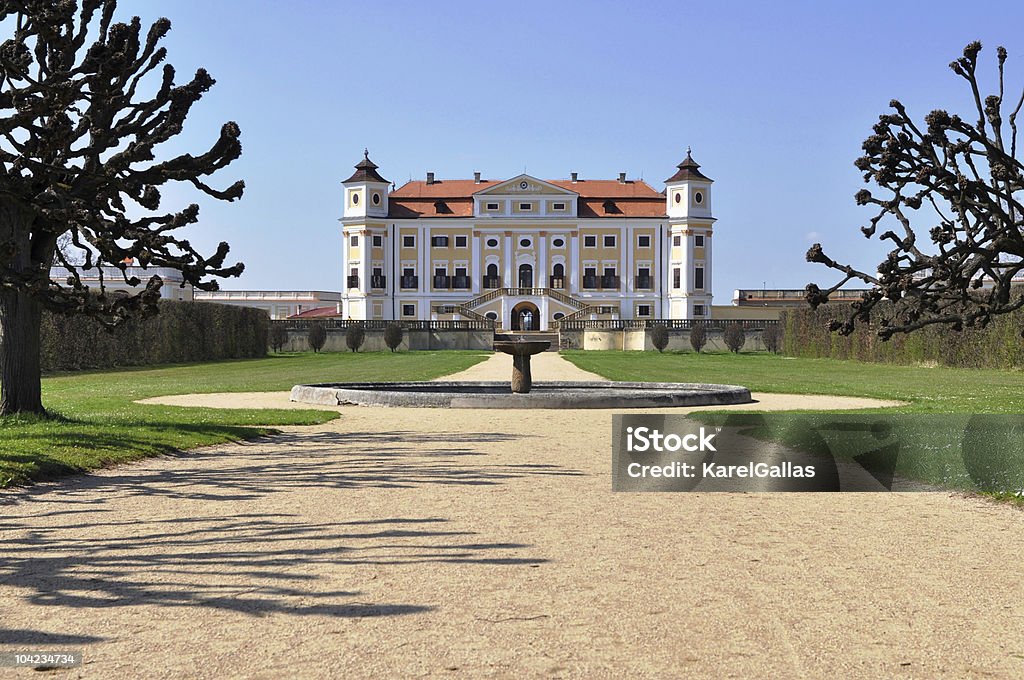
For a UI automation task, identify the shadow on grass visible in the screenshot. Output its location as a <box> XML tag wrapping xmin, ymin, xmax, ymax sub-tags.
<box><xmin>0</xmin><ymin>429</ymin><xmax>579</xmax><ymax>621</ymax></box>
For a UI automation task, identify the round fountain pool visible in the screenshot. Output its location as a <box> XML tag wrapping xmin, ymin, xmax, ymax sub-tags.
<box><xmin>290</xmin><ymin>380</ymin><xmax>752</xmax><ymax>409</ymax></box>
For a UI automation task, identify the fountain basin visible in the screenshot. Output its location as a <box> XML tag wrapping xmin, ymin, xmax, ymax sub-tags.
<box><xmin>290</xmin><ymin>380</ymin><xmax>752</xmax><ymax>409</ymax></box>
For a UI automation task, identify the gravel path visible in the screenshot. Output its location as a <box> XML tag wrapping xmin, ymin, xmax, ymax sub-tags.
<box><xmin>2</xmin><ymin>353</ymin><xmax>1019</xmax><ymax>678</ymax></box>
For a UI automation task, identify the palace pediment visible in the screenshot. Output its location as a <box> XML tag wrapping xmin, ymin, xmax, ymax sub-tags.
<box><xmin>474</xmin><ymin>174</ymin><xmax>578</xmax><ymax>197</ymax></box>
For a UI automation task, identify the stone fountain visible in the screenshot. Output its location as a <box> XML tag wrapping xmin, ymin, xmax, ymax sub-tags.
<box><xmin>290</xmin><ymin>336</ymin><xmax>753</xmax><ymax>409</ymax></box>
<box><xmin>491</xmin><ymin>336</ymin><xmax>550</xmax><ymax>394</ymax></box>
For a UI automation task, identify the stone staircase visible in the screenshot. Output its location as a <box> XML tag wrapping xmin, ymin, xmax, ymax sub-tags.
<box><xmin>434</xmin><ymin>287</ymin><xmax>598</xmax><ymax>322</ymax></box>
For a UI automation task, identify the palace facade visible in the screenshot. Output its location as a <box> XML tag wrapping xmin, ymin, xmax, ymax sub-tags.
<box><xmin>338</xmin><ymin>150</ymin><xmax>716</xmax><ymax>331</ymax></box>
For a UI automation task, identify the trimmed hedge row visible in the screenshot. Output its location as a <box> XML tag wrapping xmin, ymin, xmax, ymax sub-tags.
<box><xmin>781</xmin><ymin>303</ymin><xmax>1024</xmax><ymax>369</ymax></box>
<box><xmin>41</xmin><ymin>300</ymin><xmax>268</xmax><ymax>372</ymax></box>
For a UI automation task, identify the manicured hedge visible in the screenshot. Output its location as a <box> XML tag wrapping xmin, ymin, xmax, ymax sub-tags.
<box><xmin>781</xmin><ymin>303</ymin><xmax>1024</xmax><ymax>369</ymax></box>
<box><xmin>40</xmin><ymin>300</ymin><xmax>268</xmax><ymax>372</ymax></box>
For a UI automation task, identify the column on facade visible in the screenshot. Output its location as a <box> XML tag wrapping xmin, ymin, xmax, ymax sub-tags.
<box><xmin>360</xmin><ymin>230</ymin><xmax>371</xmax><ymax>298</ymax></box>
<box><xmin>569</xmin><ymin>231</ymin><xmax>579</xmax><ymax>295</ymax></box>
<box><xmin>340</xmin><ymin>228</ymin><xmax>349</xmax><ymax>317</ymax></box>
<box><xmin>683</xmin><ymin>227</ymin><xmax>695</xmax><ymax>317</ymax></box>
<box><xmin>703</xmin><ymin>230</ymin><xmax>713</xmax><ymax>301</ymax></box>
<box><xmin>503</xmin><ymin>232</ymin><xmax>513</xmax><ymax>288</ymax></box>
<box><xmin>420</xmin><ymin>226</ymin><xmax>429</xmax><ymax>296</ymax></box>
<box><xmin>623</xmin><ymin>225</ymin><xmax>632</xmax><ymax>296</ymax></box>
<box><xmin>538</xmin><ymin>231</ymin><xmax>547</xmax><ymax>289</ymax></box>
<box><xmin>471</xmin><ymin>231</ymin><xmax>481</xmax><ymax>295</ymax></box>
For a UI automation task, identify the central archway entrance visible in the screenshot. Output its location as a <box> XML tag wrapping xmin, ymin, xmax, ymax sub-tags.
<box><xmin>510</xmin><ymin>301</ymin><xmax>540</xmax><ymax>331</ymax></box>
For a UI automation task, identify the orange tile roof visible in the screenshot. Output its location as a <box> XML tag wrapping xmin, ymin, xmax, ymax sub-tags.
<box><xmin>390</xmin><ymin>178</ymin><xmax>663</xmax><ymax>199</ymax></box>
<box><xmin>388</xmin><ymin>178</ymin><xmax>666</xmax><ymax>218</ymax></box>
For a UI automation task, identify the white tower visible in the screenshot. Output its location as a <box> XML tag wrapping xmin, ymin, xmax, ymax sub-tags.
<box><xmin>664</xmin><ymin>148</ymin><xmax>715</xmax><ymax>319</ymax></box>
<box><xmin>340</xmin><ymin>150</ymin><xmax>391</xmax><ymax>319</ymax></box>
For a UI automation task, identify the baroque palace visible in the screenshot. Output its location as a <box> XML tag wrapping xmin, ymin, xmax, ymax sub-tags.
<box><xmin>338</xmin><ymin>150</ymin><xmax>716</xmax><ymax>331</ymax></box>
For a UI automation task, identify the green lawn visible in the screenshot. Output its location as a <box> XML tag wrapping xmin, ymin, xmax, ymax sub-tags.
<box><xmin>0</xmin><ymin>351</ymin><xmax>488</xmax><ymax>488</ymax></box>
<box><xmin>561</xmin><ymin>350</ymin><xmax>1024</xmax><ymax>413</ymax></box>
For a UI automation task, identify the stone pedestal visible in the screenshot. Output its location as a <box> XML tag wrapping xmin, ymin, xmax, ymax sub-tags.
<box><xmin>511</xmin><ymin>354</ymin><xmax>532</xmax><ymax>393</ymax></box>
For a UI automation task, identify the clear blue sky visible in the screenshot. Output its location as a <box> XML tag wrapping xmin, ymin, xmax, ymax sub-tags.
<box><xmin>117</xmin><ymin>0</ymin><xmax>1024</xmax><ymax>301</ymax></box>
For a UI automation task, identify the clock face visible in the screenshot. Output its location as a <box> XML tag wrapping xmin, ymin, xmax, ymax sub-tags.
<box><xmin>519</xmin><ymin>181</ymin><xmax>529</xmax><ymax>190</ymax></box>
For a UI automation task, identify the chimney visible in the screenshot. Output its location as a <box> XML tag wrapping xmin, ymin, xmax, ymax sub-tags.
<box><xmin>426</xmin><ymin>171</ymin><xmax>435</xmax><ymax>185</ymax></box>
<box><xmin>571</xmin><ymin>172</ymin><xmax>578</xmax><ymax>183</ymax></box>
<box><xmin>473</xmin><ymin>171</ymin><xmax>481</xmax><ymax>184</ymax></box>
<box><xmin>618</xmin><ymin>172</ymin><xmax>626</xmax><ymax>184</ymax></box>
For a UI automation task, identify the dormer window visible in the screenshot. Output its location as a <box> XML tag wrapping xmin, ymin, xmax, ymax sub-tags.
<box><xmin>433</xmin><ymin>200</ymin><xmax>451</xmax><ymax>214</ymax></box>
<box><xmin>602</xmin><ymin>200</ymin><xmax>620</xmax><ymax>214</ymax></box>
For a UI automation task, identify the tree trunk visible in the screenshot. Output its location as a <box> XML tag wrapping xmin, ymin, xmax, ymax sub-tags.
<box><xmin>0</xmin><ymin>288</ymin><xmax>45</xmax><ymax>415</ymax></box>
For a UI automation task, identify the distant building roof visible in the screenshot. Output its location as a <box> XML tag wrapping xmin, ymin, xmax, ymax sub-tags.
<box><xmin>288</xmin><ymin>306</ymin><xmax>343</xmax><ymax>319</ymax></box>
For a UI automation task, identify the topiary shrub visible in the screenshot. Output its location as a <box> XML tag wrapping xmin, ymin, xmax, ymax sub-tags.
<box><xmin>762</xmin><ymin>324</ymin><xmax>782</xmax><ymax>354</ymax></box>
<box><xmin>650</xmin><ymin>325</ymin><xmax>669</xmax><ymax>353</ymax></box>
<box><xmin>345</xmin><ymin>324</ymin><xmax>365</xmax><ymax>353</ymax></box>
<box><xmin>689</xmin><ymin>324</ymin><xmax>707</xmax><ymax>353</ymax></box>
<box><xmin>724</xmin><ymin>323</ymin><xmax>746</xmax><ymax>353</ymax></box>
<box><xmin>308</xmin><ymin>322</ymin><xmax>327</xmax><ymax>353</ymax></box>
<box><xmin>269</xmin><ymin>323</ymin><xmax>289</xmax><ymax>353</ymax></box>
<box><xmin>384</xmin><ymin>323</ymin><xmax>404</xmax><ymax>352</ymax></box>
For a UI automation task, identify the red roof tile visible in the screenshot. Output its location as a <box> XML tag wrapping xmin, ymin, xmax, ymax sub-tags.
<box><xmin>388</xmin><ymin>178</ymin><xmax>665</xmax><ymax>218</ymax></box>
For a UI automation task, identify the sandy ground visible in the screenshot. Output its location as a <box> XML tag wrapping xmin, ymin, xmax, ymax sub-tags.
<box><xmin>2</xmin><ymin>354</ymin><xmax>1021</xmax><ymax>678</ymax></box>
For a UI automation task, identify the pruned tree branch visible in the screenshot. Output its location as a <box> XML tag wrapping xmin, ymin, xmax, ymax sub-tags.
<box><xmin>807</xmin><ymin>42</ymin><xmax>1024</xmax><ymax>341</ymax></box>
<box><xmin>0</xmin><ymin>0</ymin><xmax>244</xmax><ymax>326</ymax></box>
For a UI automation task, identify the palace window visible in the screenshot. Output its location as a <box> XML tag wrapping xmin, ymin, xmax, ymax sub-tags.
<box><xmin>372</xmin><ymin>192</ymin><xmax>381</xmax><ymax>205</ymax></box>
<box><xmin>350</xmin><ymin>235</ymin><xmax>358</xmax><ymax>247</ymax></box>
<box><xmin>695</xmin><ymin>266</ymin><xmax>705</xmax><ymax>290</ymax></box>
<box><xmin>638</xmin><ymin>235</ymin><xmax>651</xmax><ymax>248</ymax></box>
<box><xmin>352</xmin><ymin>193</ymin><xmax>360</xmax><ymax>205</ymax></box>
<box><xmin>637</xmin><ymin>305</ymin><xmax>651</xmax><ymax>317</ymax></box>
<box><xmin>485</xmin><ymin>311</ymin><xmax>498</xmax><ymax>320</ymax></box>
<box><xmin>486</xmin><ymin>237</ymin><xmax>499</xmax><ymax>248</ymax></box>
<box><xmin>372</xmin><ymin>235</ymin><xmax>383</xmax><ymax>247</ymax></box>
<box><xmin>553</xmin><ymin>312</ymin><xmax>565</xmax><ymax>320</ymax></box>
<box><xmin>519</xmin><ymin>202</ymin><xmax>532</xmax><ymax>211</ymax></box>
<box><xmin>403</xmin><ymin>235</ymin><xmax>415</xmax><ymax>248</ymax></box>
<box><xmin>673</xmin><ymin>268</ymin><xmax>681</xmax><ymax>289</ymax></box>
<box><xmin>674</xmin><ymin>192</ymin><xmax>681</xmax><ymax>204</ymax></box>
<box><xmin>520</xmin><ymin>238</ymin><xmax>532</xmax><ymax>248</ymax></box>
<box><xmin>693</xmin><ymin>304</ymin><xmax>706</xmax><ymax>317</ymax></box>
<box><xmin>694</xmin><ymin>191</ymin><xmax>704</xmax><ymax>205</ymax></box>
<box><xmin>402</xmin><ymin>304</ymin><xmax>416</xmax><ymax>317</ymax></box>
<box><xmin>552</xmin><ymin>202</ymin><xmax>566</xmax><ymax>211</ymax></box>
<box><xmin>552</xmin><ymin>237</ymin><xmax>565</xmax><ymax>248</ymax></box>
<box><xmin>431</xmin><ymin>236</ymin><xmax>449</xmax><ymax>248</ymax></box>
<box><xmin>695</xmin><ymin>234</ymin><xmax>705</xmax><ymax>247</ymax></box>
<box><xmin>584</xmin><ymin>235</ymin><xmax>597</xmax><ymax>248</ymax></box>
<box><xmin>673</xmin><ymin>235</ymin><xmax>681</xmax><ymax>247</ymax></box>
<box><xmin>604</xmin><ymin>235</ymin><xmax>616</xmax><ymax>248</ymax></box>
<box><xmin>455</xmin><ymin>235</ymin><xmax>468</xmax><ymax>248</ymax></box>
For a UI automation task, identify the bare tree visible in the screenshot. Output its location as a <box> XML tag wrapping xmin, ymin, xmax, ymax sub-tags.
<box><xmin>0</xmin><ymin>1</ymin><xmax>244</xmax><ymax>414</ymax></box>
<box><xmin>807</xmin><ymin>42</ymin><xmax>1024</xmax><ymax>341</ymax></box>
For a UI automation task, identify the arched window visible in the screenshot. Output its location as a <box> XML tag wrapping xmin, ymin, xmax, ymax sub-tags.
<box><xmin>484</xmin><ymin>263</ymin><xmax>499</xmax><ymax>288</ymax></box>
<box><xmin>553</xmin><ymin>263</ymin><xmax>564</xmax><ymax>277</ymax></box>
<box><xmin>518</xmin><ymin>263</ymin><xmax>533</xmax><ymax>288</ymax></box>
